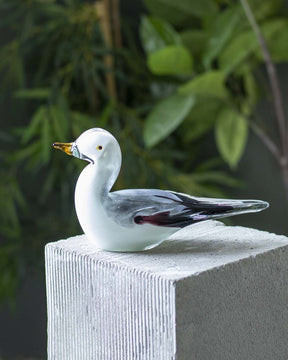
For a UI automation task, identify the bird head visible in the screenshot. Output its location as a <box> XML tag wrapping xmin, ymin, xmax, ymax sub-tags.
<box><xmin>53</xmin><ymin>128</ymin><xmax>121</xmax><ymax>165</ymax></box>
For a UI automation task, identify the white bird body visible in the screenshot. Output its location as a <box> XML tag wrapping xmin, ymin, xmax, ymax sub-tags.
<box><xmin>53</xmin><ymin>128</ymin><xmax>269</xmax><ymax>252</ymax></box>
<box><xmin>75</xmin><ymin>164</ymin><xmax>176</xmax><ymax>251</ymax></box>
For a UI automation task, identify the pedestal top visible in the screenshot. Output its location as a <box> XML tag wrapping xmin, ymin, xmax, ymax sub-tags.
<box><xmin>48</xmin><ymin>221</ymin><xmax>288</xmax><ymax>281</ymax></box>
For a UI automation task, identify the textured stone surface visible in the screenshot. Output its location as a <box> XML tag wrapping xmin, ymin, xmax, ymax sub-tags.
<box><xmin>45</xmin><ymin>221</ymin><xmax>288</xmax><ymax>359</ymax></box>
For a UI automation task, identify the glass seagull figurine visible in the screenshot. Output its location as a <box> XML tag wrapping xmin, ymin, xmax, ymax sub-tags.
<box><xmin>53</xmin><ymin>128</ymin><xmax>269</xmax><ymax>252</ymax></box>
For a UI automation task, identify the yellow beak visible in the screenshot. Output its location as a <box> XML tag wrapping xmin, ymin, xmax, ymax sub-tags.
<box><xmin>53</xmin><ymin>142</ymin><xmax>73</xmax><ymax>156</ymax></box>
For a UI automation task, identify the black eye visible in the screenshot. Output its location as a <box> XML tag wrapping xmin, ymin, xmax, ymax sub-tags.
<box><xmin>96</xmin><ymin>145</ymin><xmax>103</xmax><ymax>151</ymax></box>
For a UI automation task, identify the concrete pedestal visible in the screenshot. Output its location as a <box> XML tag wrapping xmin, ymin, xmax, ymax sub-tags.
<box><xmin>45</xmin><ymin>221</ymin><xmax>288</xmax><ymax>360</ymax></box>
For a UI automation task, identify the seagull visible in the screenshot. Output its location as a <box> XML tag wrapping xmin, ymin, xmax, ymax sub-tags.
<box><xmin>53</xmin><ymin>128</ymin><xmax>269</xmax><ymax>252</ymax></box>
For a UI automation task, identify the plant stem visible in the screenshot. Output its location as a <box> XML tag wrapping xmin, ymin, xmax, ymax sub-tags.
<box><xmin>111</xmin><ymin>0</ymin><xmax>122</xmax><ymax>50</ymax></box>
<box><xmin>95</xmin><ymin>0</ymin><xmax>117</xmax><ymax>102</ymax></box>
<box><xmin>250</xmin><ymin>122</ymin><xmax>281</xmax><ymax>162</ymax></box>
<box><xmin>240</xmin><ymin>0</ymin><xmax>287</xmax><ymax>156</ymax></box>
<box><xmin>240</xmin><ymin>0</ymin><xmax>288</xmax><ymax>197</ymax></box>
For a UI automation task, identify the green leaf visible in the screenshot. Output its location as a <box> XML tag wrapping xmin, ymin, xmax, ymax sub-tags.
<box><xmin>178</xmin><ymin>71</ymin><xmax>228</xmax><ymax>99</ymax></box>
<box><xmin>182</xmin><ymin>113</ymin><xmax>215</xmax><ymax>142</ymax></box>
<box><xmin>41</xmin><ymin>116</ymin><xmax>51</xmax><ymax>163</ymax></box>
<box><xmin>9</xmin><ymin>142</ymin><xmax>41</xmax><ymax>163</ymax></box>
<box><xmin>140</xmin><ymin>16</ymin><xmax>181</xmax><ymax>54</ymax></box>
<box><xmin>181</xmin><ymin>98</ymin><xmax>223</xmax><ymax>142</ymax></box>
<box><xmin>14</xmin><ymin>88</ymin><xmax>50</xmax><ymax>99</ymax></box>
<box><xmin>194</xmin><ymin>157</ymin><xmax>223</xmax><ymax>172</ymax></box>
<box><xmin>218</xmin><ymin>30</ymin><xmax>256</xmax><ymax>74</ymax></box>
<box><xmin>203</xmin><ymin>5</ymin><xmax>241</xmax><ymax>69</ymax></box>
<box><xmin>255</xmin><ymin>19</ymin><xmax>288</xmax><ymax>62</ymax></box>
<box><xmin>243</xmin><ymin>71</ymin><xmax>259</xmax><ymax>106</ymax></box>
<box><xmin>144</xmin><ymin>0</ymin><xmax>217</xmax><ymax>25</ymax></box>
<box><xmin>144</xmin><ymin>93</ymin><xmax>195</xmax><ymax>147</ymax></box>
<box><xmin>71</xmin><ymin>111</ymin><xmax>95</xmax><ymax>136</ymax></box>
<box><xmin>179</xmin><ymin>30</ymin><xmax>207</xmax><ymax>57</ymax></box>
<box><xmin>148</xmin><ymin>45</ymin><xmax>193</xmax><ymax>75</ymax></box>
<box><xmin>50</xmin><ymin>105</ymin><xmax>68</xmax><ymax>140</ymax></box>
<box><xmin>21</xmin><ymin>106</ymin><xmax>48</xmax><ymax>144</ymax></box>
<box><xmin>219</xmin><ymin>19</ymin><xmax>288</xmax><ymax>73</ymax></box>
<box><xmin>98</xmin><ymin>102</ymin><xmax>114</xmax><ymax>127</ymax></box>
<box><xmin>215</xmin><ymin>108</ymin><xmax>248</xmax><ymax>168</ymax></box>
<box><xmin>192</xmin><ymin>171</ymin><xmax>243</xmax><ymax>188</ymax></box>
<box><xmin>249</xmin><ymin>0</ymin><xmax>283</xmax><ymax>22</ymax></box>
<box><xmin>168</xmin><ymin>172</ymin><xmax>226</xmax><ymax>197</ymax></box>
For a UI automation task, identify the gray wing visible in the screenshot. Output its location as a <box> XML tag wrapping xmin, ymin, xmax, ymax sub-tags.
<box><xmin>103</xmin><ymin>189</ymin><xmax>239</xmax><ymax>228</ymax></box>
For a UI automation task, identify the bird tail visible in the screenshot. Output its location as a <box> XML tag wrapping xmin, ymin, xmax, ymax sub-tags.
<box><xmin>192</xmin><ymin>197</ymin><xmax>269</xmax><ymax>222</ymax></box>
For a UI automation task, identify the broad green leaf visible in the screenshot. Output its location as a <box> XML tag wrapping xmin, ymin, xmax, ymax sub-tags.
<box><xmin>144</xmin><ymin>0</ymin><xmax>217</xmax><ymax>25</ymax></box>
<box><xmin>140</xmin><ymin>16</ymin><xmax>181</xmax><ymax>54</ymax></box>
<box><xmin>178</xmin><ymin>71</ymin><xmax>228</xmax><ymax>99</ymax></box>
<box><xmin>243</xmin><ymin>71</ymin><xmax>259</xmax><ymax>106</ymax></box>
<box><xmin>218</xmin><ymin>30</ymin><xmax>256</xmax><ymax>74</ymax></box>
<box><xmin>14</xmin><ymin>88</ymin><xmax>50</xmax><ymax>99</ymax></box>
<box><xmin>215</xmin><ymin>108</ymin><xmax>248</xmax><ymax>168</ymax></box>
<box><xmin>182</xmin><ymin>113</ymin><xmax>215</xmax><ymax>142</ymax></box>
<box><xmin>255</xmin><ymin>19</ymin><xmax>288</xmax><ymax>62</ymax></box>
<box><xmin>144</xmin><ymin>93</ymin><xmax>195</xmax><ymax>147</ymax></box>
<box><xmin>181</xmin><ymin>98</ymin><xmax>223</xmax><ymax>142</ymax></box>
<box><xmin>180</xmin><ymin>30</ymin><xmax>207</xmax><ymax>56</ymax></box>
<box><xmin>219</xmin><ymin>19</ymin><xmax>288</xmax><ymax>73</ymax></box>
<box><xmin>148</xmin><ymin>45</ymin><xmax>193</xmax><ymax>75</ymax></box>
<box><xmin>203</xmin><ymin>5</ymin><xmax>241</xmax><ymax>69</ymax></box>
<box><xmin>249</xmin><ymin>0</ymin><xmax>283</xmax><ymax>22</ymax></box>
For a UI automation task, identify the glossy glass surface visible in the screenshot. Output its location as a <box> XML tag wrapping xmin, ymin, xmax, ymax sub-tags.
<box><xmin>54</xmin><ymin>128</ymin><xmax>269</xmax><ymax>252</ymax></box>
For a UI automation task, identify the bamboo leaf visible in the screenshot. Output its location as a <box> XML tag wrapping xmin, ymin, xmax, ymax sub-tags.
<box><xmin>9</xmin><ymin>142</ymin><xmax>41</xmax><ymax>163</ymax></box>
<box><xmin>21</xmin><ymin>106</ymin><xmax>48</xmax><ymax>144</ymax></box>
<box><xmin>41</xmin><ymin>116</ymin><xmax>51</xmax><ymax>163</ymax></box>
<box><xmin>71</xmin><ymin>111</ymin><xmax>95</xmax><ymax>136</ymax></box>
<box><xmin>98</xmin><ymin>102</ymin><xmax>113</xmax><ymax>128</ymax></box>
<box><xmin>192</xmin><ymin>171</ymin><xmax>243</xmax><ymax>187</ymax></box>
<box><xmin>50</xmin><ymin>105</ymin><xmax>68</xmax><ymax>140</ymax></box>
<box><xmin>14</xmin><ymin>88</ymin><xmax>50</xmax><ymax>99</ymax></box>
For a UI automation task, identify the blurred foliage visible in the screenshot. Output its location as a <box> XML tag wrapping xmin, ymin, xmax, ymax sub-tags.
<box><xmin>2</xmin><ymin>0</ymin><xmax>285</xmax><ymax>305</ymax></box>
<box><xmin>141</xmin><ymin>0</ymin><xmax>288</xmax><ymax>167</ymax></box>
